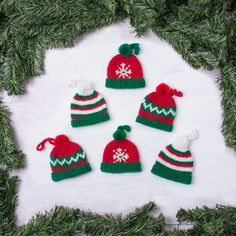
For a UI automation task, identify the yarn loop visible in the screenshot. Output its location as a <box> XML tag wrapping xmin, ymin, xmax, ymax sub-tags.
<box><xmin>113</xmin><ymin>125</ymin><xmax>131</xmax><ymax>140</ymax></box>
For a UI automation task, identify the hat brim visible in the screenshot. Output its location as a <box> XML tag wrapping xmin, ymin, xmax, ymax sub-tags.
<box><xmin>136</xmin><ymin>116</ymin><xmax>173</xmax><ymax>132</ymax></box>
<box><xmin>101</xmin><ymin>162</ymin><xmax>142</xmax><ymax>173</ymax></box>
<box><xmin>51</xmin><ymin>163</ymin><xmax>92</xmax><ymax>182</ymax></box>
<box><xmin>106</xmin><ymin>78</ymin><xmax>145</xmax><ymax>89</ymax></box>
<box><xmin>71</xmin><ymin>112</ymin><xmax>110</xmax><ymax>127</ymax></box>
<box><xmin>151</xmin><ymin>161</ymin><xmax>192</xmax><ymax>184</ymax></box>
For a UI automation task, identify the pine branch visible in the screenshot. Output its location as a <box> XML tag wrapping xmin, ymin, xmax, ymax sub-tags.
<box><xmin>0</xmin><ymin>99</ymin><xmax>25</xmax><ymax>170</ymax></box>
<box><xmin>0</xmin><ymin>169</ymin><xmax>18</xmax><ymax>235</ymax></box>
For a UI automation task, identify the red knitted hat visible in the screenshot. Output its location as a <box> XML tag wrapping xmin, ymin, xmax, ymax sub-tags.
<box><xmin>36</xmin><ymin>134</ymin><xmax>91</xmax><ymax>182</ymax></box>
<box><xmin>136</xmin><ymin>83</ymin><xmax>183</xmax><ymax>132</ymax></box>
<box><xmin>106</xmin><ymin>43</ymin><xmax>145</xmax><ymax>89</ymax></box>
<box><xmin>100</xmin><ymin>125</ymin><xmax>142</xmax><ymax>173</ymax></box>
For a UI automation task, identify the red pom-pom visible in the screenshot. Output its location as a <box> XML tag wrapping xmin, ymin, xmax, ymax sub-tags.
<box><xmin>54</xmin><ymin>135</ymin><xmax>70</xmax><ymax>146</ymax></box>
<box><xmin>156</xmin><ymin>83</ymin><xmax>170</xmax><ymax>96</ymax></box>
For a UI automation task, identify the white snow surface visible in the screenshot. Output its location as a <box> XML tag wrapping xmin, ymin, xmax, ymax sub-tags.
<box><xmin>3</xmin><ymin>20</ymin><xmax>236</xmax><ymax>225</ymax></box>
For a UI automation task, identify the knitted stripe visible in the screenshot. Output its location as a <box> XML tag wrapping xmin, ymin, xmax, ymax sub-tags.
<box><xmin>71</xmin><ymin>103</ymin><xmax>107</xmax><ymax>115</ymax></box>
<box><xmin>139</xmin><ymin>107</ymin><xmax>173</xmax><ymax>124</ymax></box>
<box><xmin>71</xmin><ymin>100</ymin><xmax>106</xmax><ymax>111</ymax></box>
<box><xmin>71</xmin><ymin>111</ymin><xmax>110</xmax><ymax>127</ymax></box>
<box><xmin>71</xmin><ymin>97</ymin><xmax>105</xmax><ymax>108</ymax></box>
<box><xmin>141</xmin><ymin>97</ymin><xmax>176</xmax><ymax>118</ymax></box>
<box><xmin>167</xmin><ymin>144</ymin><xmax>191</xmax><ymax>157</ymax></box>
<box><xmin>106</xmin><ymin>78</ymin><xmax>145</xmax><ymax>89</ymax></box>
<box><xmin>151</xmin><ymin>161</ymin><xmax>192</xmax><ymax>184</ymax></box>
<box><xmin>158</xmin><ymin>152</ymin><xmax>193</xmax><ymax>167</ymax></box>
<box><xmin>156</xmin><ymin>154</ymin><xmax>192</xmax><ymax>172</ymax></box>
<box><xmin>51</xmin><ymin>163</ymin><xmax>92</xmax><ymax>182</ymax></box>
<box><xmin>136</xmin><ymin>115</ymin><xmax>173</xmax><ymax>132</ymax></box>
<box><xmin>74</xmin><ymin>90</ymin><xmax>98</xmax><ymax>100</ymax></box>
<box><xmin>50</xmin><ymin>150</ymin><xmax>86</xmax><ymax>167</ymax></box>
<box><xmin>162</xmin><ymin>148</ymin><xmax>192</xmax><ymax>162</ymax></box>
<box><xmin>101</xmin><ymin>162</ymin><xmax>142</xmax><ymax>173</ymax></box>
<box><xmin>51</xmin><ymin>160</ymin><xmax>87</xmax><ymax>172</ymax></box>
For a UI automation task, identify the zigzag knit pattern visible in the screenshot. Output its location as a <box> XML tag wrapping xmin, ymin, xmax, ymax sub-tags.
<box><xmin>50</xmin><ymin>150</ymin><xmax>86</xmax><ymax>167</ymax></box>
<box><xmin>141</xmin><ymin>98</ymin><xmax>176</xmax><ymax>118</ymax></box>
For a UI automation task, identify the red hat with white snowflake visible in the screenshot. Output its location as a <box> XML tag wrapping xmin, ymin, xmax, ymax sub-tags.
<box><xmin>136</xmin><ymin>83</ymin><xmax>183</xmax><ymax>132</ymax></box>
<box><xmin>101</xmin><ymin>125</ymin><xmax>142</xmax><ymax>173</ymax></box>
<box><xmin>106</xmin><ymin>43</ymin><xmax>145</xmax><ymax>89</ymax></box>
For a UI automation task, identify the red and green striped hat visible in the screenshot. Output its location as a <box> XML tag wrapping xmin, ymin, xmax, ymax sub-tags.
<box><xmin>136</xmin><ymin>83</ymin><xmax>183</xmax><ymax>132</ymax></box>
<box><xmin>71</xmin><ymin>86</ymin><xmax>110</xmax><ymax>127</ymax></box>
<box><xmin>36</xmin><ymin>134</ymin><xmax>92</xmax><ymax>182</ymax></box>
<box><xmin>101</xmin><ymin>125</ymin><xmax>142</xmax><ymax>173</ymax></box>
<box><xmin>151</xmin><ymin>130</ymin><xmax>198</xmax><ymax>184</ymax></box>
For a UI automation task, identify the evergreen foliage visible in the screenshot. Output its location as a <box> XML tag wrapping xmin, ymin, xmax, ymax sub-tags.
<box><xmin>0</xmin><ymin>0</ymin><xmax>236</xmax><ymax>235</ymax></box>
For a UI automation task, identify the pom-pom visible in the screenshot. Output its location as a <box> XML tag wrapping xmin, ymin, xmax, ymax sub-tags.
<box><xmin>77</xmin><ymin>81</ymin><xmax>93</xmax><ymax>95</ymax></box>
<box><xmin>113</xmin><ymin>125</ymin><xmax>131</xmax><ymax>140</ymax></box>
<box><xmin>156</xmin><ymin>83</ymin><xmax>170</xmax><ymax>96</ymax></box>
<box><xmin>55</xmin><ymin>135</ymin><xmax>70</xmax><ymax>146</ymax></box>
<box><xmin>187</xmin><ymin>130</ymin><xmax>198</xmax><ymax>140</ymax></box>
<box><xmin>118</xmin><ymin>43</ymin><xmax>133</xmax><ymax>57</ymax></box>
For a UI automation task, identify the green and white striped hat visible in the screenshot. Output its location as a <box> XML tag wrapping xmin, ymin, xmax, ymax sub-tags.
<box><xmin>71</xmin><ymin>83</ymin><xmax>110</xmax><ymax>127</ymax></box>
<box><xmin>151</xmin><ymin>130</ymin><xmax>198</xmax><ymax>184</ymax></box>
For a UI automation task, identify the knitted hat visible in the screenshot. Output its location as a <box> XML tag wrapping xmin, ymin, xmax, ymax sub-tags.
<box><xmin>101</xmin><ymin>125</ymin><xmax>142</xmax><ymax>173</ymax></box>
<box><xmin>136</xmin><ymin>83</ymin><xmax>183</xmax><ymax>132</ymax></box>
<box><xmin>36</xmin><ymin>134</ymin><xmax>92</xmax><ymax>182</ymax></box>
<box><xmin>71</xmin><ymin>84</ymin><xmax>110</xmax><ymax>127</ymax></box>
<box><xmin>106</xmin><ymin>43</ymin><xmax>145</xmax><ymax>89</ymax></box>
<box><xmin>151</xmin><ymin>130</ymin><xmax>198</xmax><ymax>184</ymax></box>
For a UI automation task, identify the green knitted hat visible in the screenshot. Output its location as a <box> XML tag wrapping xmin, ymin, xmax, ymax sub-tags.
<box><xmin>151</xmin><ymin>130</ymin><xmax>198</xmax><ymax>184</ymax></box>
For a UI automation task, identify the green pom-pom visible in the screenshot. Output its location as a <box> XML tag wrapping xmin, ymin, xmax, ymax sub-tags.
<box><xmin>130</xmin><ymin>43</ymin><xmax>140</xmax><ymax>55</ymax></box>
<box><xmin>113</xmin><ymin>125</ymin><xmax>131</xmax><ymax>140</ymax></box>
<box><xmin>118</xmin><ymin>44</ymin><xmax>133</xmax><ymax>57</ymax></box>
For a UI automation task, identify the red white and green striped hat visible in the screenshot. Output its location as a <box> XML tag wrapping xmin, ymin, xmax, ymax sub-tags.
<box><xmin>136</xmin><ymin>83</ymin><xmax>183</xmax><ymax>132</ymax></box>
<box><xmin>36</xmin><ymin>134</ymin><xmax>92</xmax><ymax>182</ymax></box>
<box><xmin>71</xmin><ymin>84</ymin><xmax>110</xmax><ymax>127</ymax></box>
<box><xmin>151</xmin><ymin>130</ymin><xmax>198</xmax><ymax>184</ymax></box>
<box><xmin>101</xmin><ymin>125</ymin><xmax>142</xmax><ymax>173</ymax></box>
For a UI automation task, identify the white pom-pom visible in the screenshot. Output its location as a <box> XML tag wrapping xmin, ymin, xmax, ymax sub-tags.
<box><xmin>173</xmin><ymin>136</ymin><xmax>190</xmax><ymax>151</ymax></box>
<box><xmin>77</xmin><ymin>81</ymin><xmax>93</xmax><ymax>95</ymax></box>
<box><xmin>187</xmin><ymin>130</ymin><xmax>198</xmax><ymax>140</ymax></box>
<box><xmin>69</xmin><ymin>80</ymin><xmax>93</xmax><ymax>95</ymax></box>
<box><xmin>172</xmin><ymin>130</ymin><xmax>198</xmax><ymax>151</ymax></box>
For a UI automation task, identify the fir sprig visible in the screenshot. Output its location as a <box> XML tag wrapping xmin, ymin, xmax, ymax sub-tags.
<box><xmin>1</xmin><ymin>0</ymin><xmax>236</xmax><ymax>235</ymax></box>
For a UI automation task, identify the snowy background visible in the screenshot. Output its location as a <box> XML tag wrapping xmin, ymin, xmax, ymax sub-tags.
<box><xmin>3</xmin><ymin>20</ymin><xmax>236</xmax><ymax>225</ymax></box>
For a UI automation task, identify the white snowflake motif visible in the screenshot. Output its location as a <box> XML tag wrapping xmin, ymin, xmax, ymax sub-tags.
<box><xmin>115</xmin><ymin>63</ymin><xmax>132</xmax><ymax>79</ymax></box>
<box><xmin>113</xmin><ymin>148</ymin><xmax>129</xmax><ymax>163</ymax></box>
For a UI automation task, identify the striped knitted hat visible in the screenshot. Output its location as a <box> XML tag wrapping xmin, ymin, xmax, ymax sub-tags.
<box><xmin>106</xmin><ymin>43</ymin><xmax>145</xmax><ymax>89</ymax></box>
<box><xmin>36</xmin><ymin>134</ymin><xmax>92</xmax><ymax>182</ymax></box>
<box><xmin>101</xmin><ymin>125</ymin><xmax>142</xmax><ymax>173</ymax></box>
<box><xmin>151</xmin><ymin>130</ymin><xmax>198</xmax><ymax>184</ymax></box>
<box><xmin>71</xmin><ymin>84</ymin><xmax>110</xmax><ymax>127</ymax></box>
<box><xmin>136</xmin><ymin>83</ymin><xmax>183</xmax><ymax>132</ymax></box>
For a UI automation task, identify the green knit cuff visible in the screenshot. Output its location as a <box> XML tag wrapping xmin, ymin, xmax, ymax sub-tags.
<box><xmin>51</xmin><ymin>163</ymin><xmax>92</xmax><ymax>182</ymax></box>
<box><xmin>151</xmin><ymin>161</ymin><xmax>192</xmax><ymax>184</ymax></box>
<box><xmin>101</xmin><ymin>162</ymin><xmax>142</xmax><ymax>173</ymax></box>
<box><xmin>136</xmin><ymin>116</ymin><xmax>173</xmax><ymax>132</ymax></box>
<box><xmin>106</xmin><ymin>78</ymin><xmax>145</xmax><ymax>89</ymax></box>
<box><xmin>71</xmin><ymin>112</ymin><xmax>110</xmax><ymax>127</ymax></box>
